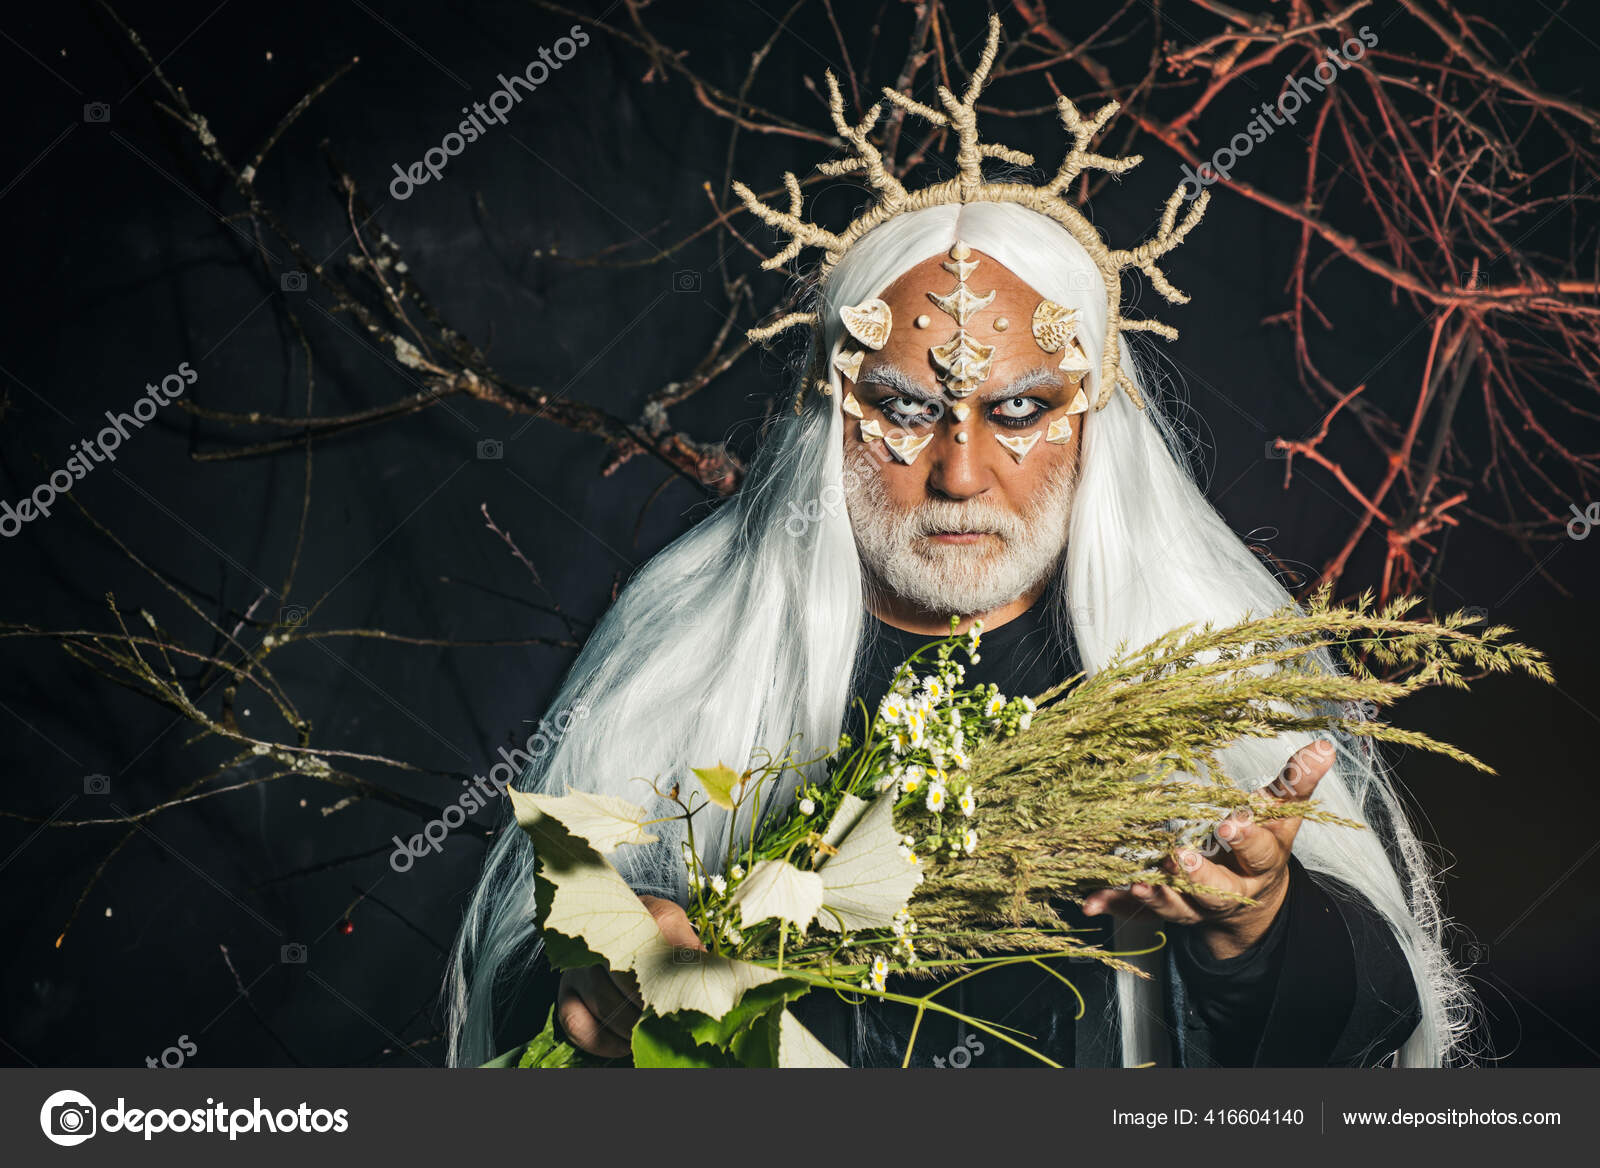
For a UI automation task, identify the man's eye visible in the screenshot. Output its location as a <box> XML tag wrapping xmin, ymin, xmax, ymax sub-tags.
<box><xmin>991</xmin><ymin>397</ymin><xmax>1042</xmax><ymax>425</ymax></box>
<box><xmin>881</xmin><ymin>396</ymin><xmax>937</xmax><ymax>423</ymax></box>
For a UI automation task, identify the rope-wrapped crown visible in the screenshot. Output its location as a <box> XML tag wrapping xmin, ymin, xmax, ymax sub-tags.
<box><xmin>732</xmin><ymin>12</ymin><xmax>1209</xmax><ymax>413</ymax></box>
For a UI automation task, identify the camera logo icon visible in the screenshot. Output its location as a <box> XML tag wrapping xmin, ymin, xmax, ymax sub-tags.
<box><xmin>476</xmin><ymin>438</ymin><xmax>503</xmax><ymax>460</ymax></box>
<box><xmin>671</xmin><ymin>945</ymin><xmax>703</xmax><ymax>965</ymax></box>
<box><xmin>280</xmin><ymin>271</ymin><xmax>308</xmax><ymax>292</ymax></box>
<box><xmin>671</xmin><ymin>269</ymin><xmax>701</xmax><ymax>292</ymax></box>
<box><xmin>281</xmin><ymin>942</ymin><xmax>308</xmax><ymax>964</ymax></box>
<box><xmin>83</xmin><ymin>774</ymin><xmax>111</xmax><ymax>795</ymax></box>
<box><xmin>83</xmin><ymin>102</ymin><xmax>110</xmax><ymax>123</ymax></box>
<box><xmin>40</xmin><ymin>1089</ymin><xmax>97</xmax><ymax>1146</ymax></box>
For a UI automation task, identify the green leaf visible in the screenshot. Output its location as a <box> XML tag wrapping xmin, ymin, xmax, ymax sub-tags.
<box><xmin>676</xmin><ymin>977</ymin><xmax>812</xmax><ymax>1048</ymax></box>
<box><xmin>514</xmin><ymin>1007</ymin><xmax>583</xmax><ymax>1068</ymax></box>
<box><xmin>480</xmin><ymin>1042</ymin><xmax>528</xmax><ymax>1069</ymax></box>
<box><xmin>729</xmin><ymin>1007</ymin><xmax>782</xmax><ymax>1067</ymax></box>
<box><xmin>631</xmin><ymin>1012</ymin><xmax>736</xmax><ymax>1068</ymax></box>
<box><xmin>691</xmin><ymin>763</ymin><xmax>744</xmax><ymax>810</ymax></box>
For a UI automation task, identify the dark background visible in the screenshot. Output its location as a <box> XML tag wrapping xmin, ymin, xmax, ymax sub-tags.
<box><xmin>1</xmin><ymin>0</ymin><xmax>1597</xmax><ymax>1068</ymax></box>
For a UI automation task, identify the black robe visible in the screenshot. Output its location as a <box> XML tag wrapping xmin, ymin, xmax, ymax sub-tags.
<box><xmin>785</xmin><ymin>597</ymin><xmax>1421</xmax><ymax>1067</ymax></box>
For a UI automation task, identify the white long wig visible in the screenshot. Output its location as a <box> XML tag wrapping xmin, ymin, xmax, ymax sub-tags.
<box><xmin>445</xmin><ymin>200</ymin><xmax>1472</xmax><ymax>1068</ymax></box>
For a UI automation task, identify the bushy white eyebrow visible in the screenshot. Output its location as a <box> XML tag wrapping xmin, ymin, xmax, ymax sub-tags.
<box><xmin>858</xmin><ymin>362</ymin><xmax>1063</xmax><ymax>403</ymax></box>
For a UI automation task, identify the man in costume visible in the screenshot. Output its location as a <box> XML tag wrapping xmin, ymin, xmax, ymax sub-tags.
<box><xmin>446</xmin><ymin>15</ymin><xmax>1466</xmax><ymax>1068</ymax></box>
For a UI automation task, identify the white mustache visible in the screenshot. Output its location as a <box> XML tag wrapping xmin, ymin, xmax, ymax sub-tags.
<box><xmin>906</xmin><ymin>502</ymin><xmax>1020</xmax><ymax>541</ymax></box>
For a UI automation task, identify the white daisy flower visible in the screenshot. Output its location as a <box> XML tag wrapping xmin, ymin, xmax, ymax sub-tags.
<box><xmin>799</xmin><ymin>797</ymin><xmax>816</xmax><ymax>815</ymax></box>
<box><xmin>958</xmin><ymin>788</ymin><xmax>976</xmax><ymax>817</ymax></box>
<box><xmin>984</xmin><ymin>693</ymin><xmax>1005</xmax><ymax>718</ymax></box>
<box><xmin>963</xmin><ymin>827</ymin><xmax>979</xmax><ymax>855</ymax></box>
<box><xmin>730</xmin><ymin>864</ymin><xmax>746</xmax><ymax>880</ymax></box>
<box><xmin>925</xmin><ymin>782</ymin><xmax>947</xmax><ymax>813</ymax></box>
<box><xmin>870</xmin><ymin>955</ymin><xmax>890</xmax><ymax>991</ymax></box>
<box><xmin>709</xmin><ymin>874</ymin><xmax>727</xmax><ymax>895</ymax></box>
<box><xmin>879</xmin><ymin>696</ymin><xmax>906</xmax><ymax>725</ymax></box>
<box><xmin>900</xmin><ymin>769</ymin><xmax>922</xmax><ymax>794</ymax></box>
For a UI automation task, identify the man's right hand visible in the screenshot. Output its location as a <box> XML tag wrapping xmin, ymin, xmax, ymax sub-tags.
<box><xmin>556</xmin><ymin>893</ymin><xmax>703</xmax><ymax>1058</ymax></box>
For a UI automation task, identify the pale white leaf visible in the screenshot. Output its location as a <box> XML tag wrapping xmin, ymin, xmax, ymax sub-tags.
<box><xmin>509</xmin><ymin>787</ymin><xmax>782</xmax><ymax>1022</ymax></box>
<box><xmin>510</xmin><ymin>789</ymin><xmax>666</xmax><ymax>968</ymax></box>
<box><xmin>634</xmin><ymin>943</ymin><xmax>785</xmax><ymax>1018</ymax></box>
<box><xmin>728</xmin><ymin>859</ymin><xmax>824</xmax><ymax>930</ymax></box>
<box><xmin>777</xmin><ymin>1009</ymin><xmax>847</xmax><ymax>1068</ymax></box>
<box><xmin>818</xmin><ymin>792</ymin><xmax>869</xmax><ymax>853</ymax></box>
<box><xmin>815</xmin><ymin>793</ymin><xmax>921</xmax><ymax>931</ymax></box>
<box><xmin>526</xmin><ymin>790</ymin><xmax>658</xmax><ymax>854</ymax></box>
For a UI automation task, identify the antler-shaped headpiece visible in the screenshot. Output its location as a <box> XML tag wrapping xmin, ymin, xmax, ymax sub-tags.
<box><xmin>733</xmin><ymin>12</ymin><xmax>1209</xmax><ymax>411</ymax></box>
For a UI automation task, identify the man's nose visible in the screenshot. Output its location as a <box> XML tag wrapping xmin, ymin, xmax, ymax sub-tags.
<box><xmin>923</xmin><ymin>417</ymin><xmax>989</xmax><ymax>500</ymax></box>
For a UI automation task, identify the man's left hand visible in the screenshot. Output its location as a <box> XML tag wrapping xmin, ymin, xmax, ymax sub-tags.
<box><xmin>1080</xmin><ymin>738</ymin><xmax>1336</xmax><ymax>959</ymax></box>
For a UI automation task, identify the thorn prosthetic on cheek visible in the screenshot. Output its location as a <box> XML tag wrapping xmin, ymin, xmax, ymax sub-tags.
<box><xmin>842</xmin><ymin>391</ymin><xmax>864</xmax><ymax>418</ymax></box>
<box><xmin>1045</xmin><ymin>415</ymin><xmax>1074</xmax><ymax>444</ymax></box>
<box><xmin>951</xmin><ymin>402</ymin><xmax>971</xmax><ymax>423</ymax></box>
<box><xmin>858</xmin><ymin>418</ymin><xmax>884</xmax><ymax>442</ymax></box>
<box><xmin>995</xmin><ymin>432</ymin><xmax>1040</xmax><ymax>463</ymax></box>
<box><xmin>883</xmin><ymin>429</ymin><xmax>935</xmax><ymax>464</ymax></box>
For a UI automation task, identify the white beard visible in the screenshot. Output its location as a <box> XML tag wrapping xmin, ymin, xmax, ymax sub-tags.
<box><xmin>844</xmin><ymin>446</ymin><xmax>1078</xmax><ymax>617</ymax></box>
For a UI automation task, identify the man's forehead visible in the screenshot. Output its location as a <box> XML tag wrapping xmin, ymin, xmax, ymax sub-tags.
<box><xmin>832</xmin><ymin>240</ymin><xmax>1091</xmax><ymax>409</ymax></box>
<box><xmin>858</xmin><ymin>360</ymin><xmax>1064</xmax><ymax>402</ymax></box>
